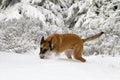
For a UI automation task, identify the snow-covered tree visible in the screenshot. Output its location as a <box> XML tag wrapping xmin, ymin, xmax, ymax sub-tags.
<box><xmin>0</xmin><ymin>0</ymin><xmax>120</xmax><ymax>56</ymax></box>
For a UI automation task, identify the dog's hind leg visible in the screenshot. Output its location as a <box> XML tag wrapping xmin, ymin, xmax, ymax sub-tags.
<box><xmin>73</xmin><ymin>44</ymin><xmax>86</xmax><ymax>62</ymax></box>
<box><xmin>65</xmin><ymin>49</ymin><xmax>73</xmax><ymax>59</ymax></box>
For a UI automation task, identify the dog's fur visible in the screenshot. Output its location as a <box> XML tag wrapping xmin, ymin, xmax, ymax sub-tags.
<box><xmin>40</xmin><ymin>32</ymin><xmax>104</xmax><ymax>62</ymax></box>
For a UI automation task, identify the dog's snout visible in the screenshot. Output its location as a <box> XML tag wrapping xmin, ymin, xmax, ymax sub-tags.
<box><xmin>40</xmin><ymin>54</ymin><xmax>45</xmax><ymax>59</ymax></box>
<box><xmin>40</xmin><ymin>56</ymin><xmax>44</xmax><ymax>59</ymax></box>
<box><xmin>39</xmin><ymin>52</ymin><xmax>45</xmax><ymax>59</ymax></box>
<box><xmin>39</xmin><ymin>47</ymin><xmax>48</xmax><ymax>59</ymax></box>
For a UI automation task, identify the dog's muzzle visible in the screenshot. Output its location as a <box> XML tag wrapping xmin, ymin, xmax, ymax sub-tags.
<box><xmin>39</xmin><ymin>52</ymin><xmax>45</xmax><ymax>59</ymax></box>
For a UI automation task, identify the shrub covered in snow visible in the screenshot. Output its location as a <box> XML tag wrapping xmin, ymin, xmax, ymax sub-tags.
<box><xmin>0</xmin><ymin>18</ymin><xmax>44</xmax><ymax>53</ymax></box>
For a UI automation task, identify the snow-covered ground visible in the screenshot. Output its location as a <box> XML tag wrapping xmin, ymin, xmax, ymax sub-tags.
<box><xmin>0</xmin><ymin>51</ymin><xmax>120</xmax><ymax>80</ymax></box>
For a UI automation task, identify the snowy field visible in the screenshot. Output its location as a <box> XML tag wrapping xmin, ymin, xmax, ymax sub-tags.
<box><xmin>0</xmin><ymin>51</ymin><xmax>120</xmax><ymax>80</ymax></box>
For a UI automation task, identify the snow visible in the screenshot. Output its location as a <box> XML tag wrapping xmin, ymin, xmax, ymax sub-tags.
<box><xmin>0</xmin><ymin>4</ymin><xmax>22</xmax><ymax>21</ymax></box>
<box><xmin>0</xmin><ymin>51</ymin><xmax>120</xmax><ymax>80</ymax></box>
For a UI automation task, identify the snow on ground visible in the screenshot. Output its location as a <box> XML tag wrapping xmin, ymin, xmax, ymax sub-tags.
<box><xmin>0</xmin><ymin>51</ymin><xmax>120</xmax><ymax>80</ymax></box>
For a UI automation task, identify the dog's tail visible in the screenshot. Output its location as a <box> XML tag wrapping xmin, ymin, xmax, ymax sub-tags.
<box><xmin>82</xmin><ymin>32</ymin><xmax>104</xmax><ymax>43</ymax></box>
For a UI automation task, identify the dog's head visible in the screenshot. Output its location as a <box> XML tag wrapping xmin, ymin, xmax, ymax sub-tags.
<box><xmin>39</xmin><ymin>36</ymin><xmax>53</xmax><ymax>59</ymax></box>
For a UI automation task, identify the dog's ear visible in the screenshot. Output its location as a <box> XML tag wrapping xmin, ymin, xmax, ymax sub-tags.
<box><xmin>48</xmin><ymin>39</ymin><xmax>54</xmax><ymax>50</ymax></box>
<box><xmin>40</xmin><ymin>36</ymin><xmax>45</xmax><ymax>44</ymax></box>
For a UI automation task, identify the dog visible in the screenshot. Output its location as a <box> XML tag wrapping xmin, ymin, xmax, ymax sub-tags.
<box><xmin>39</xmin><ymin>32</ymin><xmax>104</xmax><ymax>62</ymax></box>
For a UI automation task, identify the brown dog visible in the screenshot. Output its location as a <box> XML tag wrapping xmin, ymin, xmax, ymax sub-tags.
<box><xmin>39</xmin><ymin>32</ymin><xmax>103</xmax><ymax>62</ymax></box>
